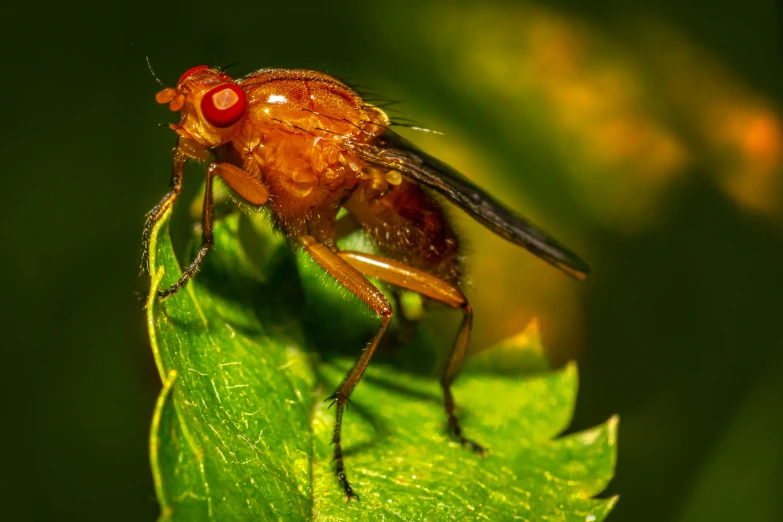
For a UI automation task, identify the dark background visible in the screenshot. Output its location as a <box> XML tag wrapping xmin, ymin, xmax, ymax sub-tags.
<box><xmin>3</xmin><ymin>0</ymin><xmax>782</xmax><ymax>520</ymax></box>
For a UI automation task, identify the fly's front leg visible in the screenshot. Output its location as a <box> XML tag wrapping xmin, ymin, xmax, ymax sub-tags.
<box><xmin>141</xmin><ymin>148</ymin><xmax>186</xmax><ymax>274</ymax></box>
<box><xmin>338</xmin><ymin>251</ymin><xmax>486</xmax><ymax>455</ymax></box>
<box><xmin>154</xmin><ymin>158</ymin><xmax>214</xmax><ymax>298</ymax></box>
<box><xmin>300</xmin><ymin>237</ymin><xmax>393</xmax><ymax>501</ymax></box>
<box><xmin>156</xmin><ymin>162</ymin><xmax>249</xmax><ymax>299</ymax></box>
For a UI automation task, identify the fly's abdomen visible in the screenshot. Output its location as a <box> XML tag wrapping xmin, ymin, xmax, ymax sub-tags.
<box><xmin>345</xmin><ymin>177</ymin><xmax>462</xmax><ymax>284</ymax></box>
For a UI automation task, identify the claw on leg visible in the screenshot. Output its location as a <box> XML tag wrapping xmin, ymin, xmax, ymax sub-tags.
<box><xmin>447</xmin><ymin>413</ymin><xmax>487</xmax><ymax>456</ymax></box>
<box><xmin>330</xmin><ymin>394</ymin><xmax>361</xmax><ymax>501</ymax></box>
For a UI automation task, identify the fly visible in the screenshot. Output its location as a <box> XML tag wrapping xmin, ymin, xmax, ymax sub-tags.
<box><xmin>142</xmin><ymin>65</ymin><xmax>591</xmax><ymax>501</ymax></box>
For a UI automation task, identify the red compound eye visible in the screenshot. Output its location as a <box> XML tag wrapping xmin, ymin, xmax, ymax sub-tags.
<box><xmin>201</xmin><ymin>84</ymin><xmax>247</xmax><ymax>128</ymax></box>
<box><xmin>178</xmin><ymin>65</ymin><xmax>209</xmax><ymax>86</ymax></box>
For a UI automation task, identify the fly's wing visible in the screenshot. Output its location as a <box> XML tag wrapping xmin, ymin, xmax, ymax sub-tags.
<box><xmin>349</xmin><ymin>130</ymin><xmax>591</xmax><ymax>279</ymax></box>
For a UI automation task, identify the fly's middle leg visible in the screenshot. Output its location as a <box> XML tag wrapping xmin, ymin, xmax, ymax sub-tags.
<box><xmin>301</xmin><ymin>236</ymin><xmax>393</xmax><ymax>501</ymax></box>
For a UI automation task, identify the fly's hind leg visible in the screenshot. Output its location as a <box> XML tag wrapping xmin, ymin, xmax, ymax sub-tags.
<box><xmin>440</xmin><ymin>302</ymin><xmax>485</xmax><ymax>454</ymax></box>
<box><xmin>338</xmin><ymin>251</ymin><xmax>486</xmax><ymax>455</ymax></box>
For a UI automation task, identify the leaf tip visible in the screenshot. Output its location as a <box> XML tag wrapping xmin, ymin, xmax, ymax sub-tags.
<box><xmin>606</xmin><ymin>414</ymin><xmax>620</xmax><ymax>447</ymax></box>
<box><xmin>563</xmin><ymin>360</ymin><xmax>579</xmax><ymax>382</ymax></box>
<box><xmin>466</xmin><ymin>317</ymin><xmax>551</xmax><ymax>375</ymax></box>
<box><xmin>506</xmin><ymin>317</ymin><xmax>544</xmax><ymax>352</ymax></box>
<box><xmin>146</xmin><ymin>206</ymin><xmax>174</xmax><ymax>273</ymax></box>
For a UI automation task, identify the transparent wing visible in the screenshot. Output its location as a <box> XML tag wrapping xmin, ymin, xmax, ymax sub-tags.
<box><xmin>350</xmin><ymin>130</ymin><xmax>591</xmax><ymax>279</ymax></box>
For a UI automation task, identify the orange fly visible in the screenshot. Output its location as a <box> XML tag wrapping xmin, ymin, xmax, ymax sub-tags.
<box><xmin>142</xmin><ymin>65</ymin><xmax>590</xmax><ymax>500</ymax></box>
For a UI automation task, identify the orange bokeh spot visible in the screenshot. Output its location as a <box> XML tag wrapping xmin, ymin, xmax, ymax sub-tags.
<box><xmin>741</xmin><ymin>112</ymin><xmax>782</xmax><ymax>167</ymax></box>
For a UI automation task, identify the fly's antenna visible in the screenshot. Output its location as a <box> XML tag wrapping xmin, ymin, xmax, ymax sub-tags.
<box><xmin>216</xmin><ymin>61</ymin><xmax>238</xmax><ymax>74</ymax></box>
<box><xmin>146</xmin><ymin>56</ymin><xmax>167</xmax><ymax>87</ymax></box>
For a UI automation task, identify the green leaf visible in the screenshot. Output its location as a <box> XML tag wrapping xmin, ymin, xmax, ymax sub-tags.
<box><xmin>146</xmin><ymin>210</ymin><xmax>618</xmax><ymax>521</ymax></box>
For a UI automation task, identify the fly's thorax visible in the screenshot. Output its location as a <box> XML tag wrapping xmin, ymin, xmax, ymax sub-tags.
<box><xmin>241</xmin><ymin>128</ymin><xmax>358</xmax><ymax>196</ymax></box>
<box><xmin>239</xmin><ymin>70</ymin><xmax>388</xmax><ymax>144</ymax></box>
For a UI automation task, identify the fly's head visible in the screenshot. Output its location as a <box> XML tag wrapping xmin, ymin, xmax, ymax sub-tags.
<box><xmin>156</xmin><ymin>66</ymin><xmax>248</xmax><ymax>151</ymax></box>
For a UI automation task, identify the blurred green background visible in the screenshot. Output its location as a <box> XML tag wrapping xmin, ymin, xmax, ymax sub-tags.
<box><xmin>3</xmin><ymin>0</ymin><xmax>782</xmax><ymax>520</ymax></box>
